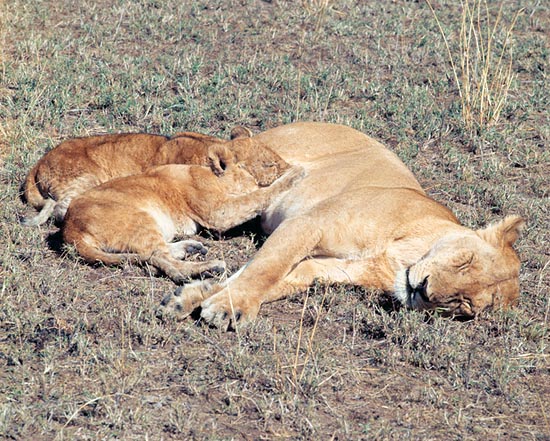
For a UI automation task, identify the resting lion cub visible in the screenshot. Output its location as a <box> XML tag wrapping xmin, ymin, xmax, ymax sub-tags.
<box><xmin>62</xmin><ymin>138</ymin><xmax>303</xmax><ymax>283</ymax></box>
<box><xmin>22</xmin><ymin>128</ymin><xmax>251</xmax><ymax>226</ymax></box>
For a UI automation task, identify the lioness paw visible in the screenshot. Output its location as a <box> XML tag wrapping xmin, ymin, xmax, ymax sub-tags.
<box><xmin>200</xmin><ymin>290</ymin><xmax>260</xmax><ymax>329</ymax></box>
<box><xmin>158</xmin><ymin>280</ymin><xmax>214</xmax><ymax>319</ymax></box>
<box><xmin>158</xmin><ymin>288</ymin><xmax>193</xmax><ymax>319</ymax></box>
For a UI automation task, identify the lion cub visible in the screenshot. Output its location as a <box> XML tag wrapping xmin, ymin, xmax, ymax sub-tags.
<box><xmin>62</xmin><ymin>138</ymin><xmax>303</xmax><ymax>283</ymax></box>
<box><xmin>22</xmin><ymin>128</ymin><xmax>251</xmax><ymax>226</ymax></box>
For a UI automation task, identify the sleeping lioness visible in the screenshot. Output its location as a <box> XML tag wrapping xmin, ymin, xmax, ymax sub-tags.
<box><xmin>160</xmin><ymin>122</ymin><xmax>524</xmax><ymax>326</ymax></box>
<box><xmin>22</xmin><ymin>128</ymin><xmax>251</xmax><ymax>226</ymax></box>
<box><xmin>62</xmin><ymin>137</ymin><xmax>303</xmax><ymax>283</ymax></box>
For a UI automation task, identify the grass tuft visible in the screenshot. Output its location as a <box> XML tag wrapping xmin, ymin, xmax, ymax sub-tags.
<box><xmin>426</xmin><ymin>0</ymin><xmax>523</xmax><ymax>137</ymax></box>
<box><xmin>301</xmin><ymin>0</ymin><xmax>342</xmax><ymax>35</ymax></box>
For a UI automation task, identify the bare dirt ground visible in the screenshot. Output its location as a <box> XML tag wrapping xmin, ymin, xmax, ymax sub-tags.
<box><xmin>1</xmin><ymin>0</ymin><xmax>549</xmax><ymax>439</ymax></box>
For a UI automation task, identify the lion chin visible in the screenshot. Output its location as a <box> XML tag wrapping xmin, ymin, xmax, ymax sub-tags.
<box><xmin>394</xmin><ymin>267</ymin><xmax>436</xmax><ymax>310</ymax></box>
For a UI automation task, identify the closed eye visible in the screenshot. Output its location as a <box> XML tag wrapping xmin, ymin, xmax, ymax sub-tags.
<box><xmin>455</xmin><ymin>253</ymin><xmax>475</xmax><ymax>271</ymax></box>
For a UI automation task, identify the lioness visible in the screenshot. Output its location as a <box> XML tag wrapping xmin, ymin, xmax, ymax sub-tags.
<box><xmin>22</xmin><ymin>128</ymin><xmax>251</xmax><ymax>226</ymax></box>
<box><xmin>62</xmin><ymin>137</ymin><xmax>303</xmax><ymax>283</ymax></box>
<box><xmin>160</xmin><ymin>122</ymin><xmax>524</xmax><ymax>326</ymax></box>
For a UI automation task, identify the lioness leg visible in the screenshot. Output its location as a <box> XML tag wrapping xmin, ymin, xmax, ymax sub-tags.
<box><xmin>161</xmin><ymin>254</ymin><xmax>392</xmax><ymax>316</ymax></box>
<box><xmin>198</xmin><ymin>217</ymin><xmax>323</xmax><ymax>326</ymax></box>
<box><xmin>158</xmin><ymin>210</ymin><xmax>396</xmax><ymax>322</ymax></box>
<box><xmin>160</xmin><ymin>255</ymin><xmax>376</xmax><ymax>322</ymax></box>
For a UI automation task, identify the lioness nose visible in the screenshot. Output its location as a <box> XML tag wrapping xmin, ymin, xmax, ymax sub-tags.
<box><xmin>413</xmin><ymin>276</ymin><xmax>430</xmax><ymax>302</ymax></box>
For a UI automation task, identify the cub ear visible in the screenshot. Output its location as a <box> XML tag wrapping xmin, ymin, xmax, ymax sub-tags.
<box><xmin>230</xmin><ymin>126</ymin><xmax>253</xmax><ymax>140</ymax></box>
<box><xmin>477</xmin><ymin>215</ymin><xmax>525</xmax><ymax>248</ymax></box>
<box><xmin>207</xmin><ymin>144</ymin><xmax>235</xmax><ymax>176</ymax></box>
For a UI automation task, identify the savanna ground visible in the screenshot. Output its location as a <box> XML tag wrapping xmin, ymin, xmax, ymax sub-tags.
<box><xmin>0</xmin><ymin>0</ymin><xmax>549</xmax><ymax>439</ymax></box>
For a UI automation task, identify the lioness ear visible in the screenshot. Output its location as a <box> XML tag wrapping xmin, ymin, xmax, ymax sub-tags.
<box><xmin>477</xmin><ymin>215</ymin><xmax>525</xmax><ymax>248</ymax></box>
<box><xmin>230</xmin><ymin>126</ymin><xmax>253</xmax><ymax>140</ymax></box>
<box><xmin>208</xmin><ymin>144</ymin><xmax>235</xmax><ymax>176</ymax></box>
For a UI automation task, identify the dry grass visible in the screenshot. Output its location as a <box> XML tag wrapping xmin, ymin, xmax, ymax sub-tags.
<box><xmin>301</xmin><ymin>0</ymin><xmax>342</xmax><ymax>34</ymax></box>
<box><xmin>1</xmin><ymin>0</ymin><xmax>549</xmax><ymax>439</ymax></box>
<box><xmin>426</xmin><ymin>0</ymin><xmax>523</xmax><ymax>136</ymax></box>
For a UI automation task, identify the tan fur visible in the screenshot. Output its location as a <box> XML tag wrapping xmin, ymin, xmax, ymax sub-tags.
<box><xmin>62</xmin><ymin>139</ymin><xmax>302</xmax><ymax>284</ymax></box>
<box><xmin>21</xmin><ymin>131</ymin><xmax>239</xmax><ymax>226</ymax></box>
<box><xmin>159</xmin><ymin>122</ymin><xmax>524</xmax><ymax>326</ymax></box>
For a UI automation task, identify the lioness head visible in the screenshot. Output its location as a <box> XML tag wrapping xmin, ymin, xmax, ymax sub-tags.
<box><xmin>394</xmin><ymin>215</ymin><xmax>525</xmax><ymax>317</ymax></box>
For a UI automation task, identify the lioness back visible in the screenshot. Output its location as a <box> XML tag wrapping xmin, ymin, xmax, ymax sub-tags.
<box><xmin>255</xmin><ymin>122</ymin><xmax>425</xmax><ymax>233</ymax></box>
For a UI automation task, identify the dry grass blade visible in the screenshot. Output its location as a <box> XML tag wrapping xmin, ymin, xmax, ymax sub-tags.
<box><xmin>426</xmin><ymin>0</ymin><xmax>523</xmax><ymax>135</ymax></box>
<box><xmin>293</xmin><ymin>290</ymin><xmax>309</xmax><ymax>387</ymax></box>
<box><xmin>299</xmin><ymin>288</ymin><xmax>328</xmax><ymax>382</ymax></box>
<box><xmin>301</xmin><ymin>0</ymin><xmax>342</xmax><ymax>34</ymax></box>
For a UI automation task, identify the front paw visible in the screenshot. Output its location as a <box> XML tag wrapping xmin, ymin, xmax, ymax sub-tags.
<box><xmin>158</xmin><ymin>280</ymin><xmax>214</xmax><ymax>319</ymax></box>
<box><xmin>184</xmin><ymin>240</ymin><xmax>208</xmax><ymax>256</ymax></box>
<box><xmin>200</xmin><ymin>290</ymin><xmax>260</xmax><ymax>329</ymax></box>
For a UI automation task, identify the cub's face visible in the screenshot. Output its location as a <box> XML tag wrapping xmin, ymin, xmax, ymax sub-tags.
<box><xmin>231</xmin><ymin>139</ymin><xmax>290</xmax><ymax>187</ymax></box>
<box><xmin>206</xmin><ymin>141</ymin><xmax>286</xmax><ymax>194</ymax></box>
<box><xmin>394</xmin><ymin>216</ymin><xmax>524</xmax><ymax>317</ymax></box>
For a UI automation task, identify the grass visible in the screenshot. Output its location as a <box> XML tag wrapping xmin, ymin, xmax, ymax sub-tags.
<box><xmin>426</xmin><ymin>0</ymin><xmax>523</xmax><ymax>139</ymax></box>
<box><xmin>1</xmin><ymin>0</ymin><xmax>549</xmax><ymax>439</ymax></box>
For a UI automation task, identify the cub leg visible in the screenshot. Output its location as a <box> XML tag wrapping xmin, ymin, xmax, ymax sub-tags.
<box><xmin>149</xmin><ymin>251</ymin><xmax>226</xmax><ymax>285</ymax></box>
<box><xmin>65</xmin><ymin>213</ymin><xmax>224</xmax><ymax>284</ymax></box>
<box><xmin>21</xmin><ymin>198</ymin><xmax>56</xmax><ymax>226</ymax></box>
<box><xmin>121</xmin><ymin>231</ymin><xmax>224</xmax><ymax>284</ymax></box>
<box><xmin>54</xmin><ymin>175</ymin><xmax>102</xmax><ymax>223</ymax></box>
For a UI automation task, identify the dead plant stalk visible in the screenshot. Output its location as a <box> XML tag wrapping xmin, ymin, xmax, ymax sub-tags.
<box><xmin>426</xmin><ymin>0</ymin><xmax>523</xmax><ymax>134</ymax></box>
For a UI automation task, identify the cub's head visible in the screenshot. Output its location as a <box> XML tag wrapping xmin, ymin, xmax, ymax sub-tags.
<box><xmin>394</xmin><ymin>216</ymin><xmax>525</xmax><ymax>318</ymax></box>
<box><xmin>166</xmin><ymin>126</ymin><xmax>253</xmax><ymax>166</ymax></box>
<box><xmin>209</xmin><ymin>138</ymin><xmax>290</xmax><ymax>187</ymax></box>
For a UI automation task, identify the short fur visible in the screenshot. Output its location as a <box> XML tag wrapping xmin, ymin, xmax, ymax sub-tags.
<box><xmin>159</xmin><ymin>122</ymin><xmax>524</xmax><ymax>326</ymax></box>
<box><xmin>62</xmin><ymin>138</ymin><xmax>303</xmax><ymax>283</ymax></box>
<box><xmin>22</xmin><ymin>128</ymin><xmax>252</xmax><ymax>226</ymax></box>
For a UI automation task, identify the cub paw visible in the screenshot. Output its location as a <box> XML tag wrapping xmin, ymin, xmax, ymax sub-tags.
<box><xmin>169</xmin><ymin>240</ymin><xmax>207</xmax><ymax>259</ymax></box>
<box><xmin>204</xmin><ymin>260</ymin><xmax>226</xmax><ymax>277</ymax></box>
